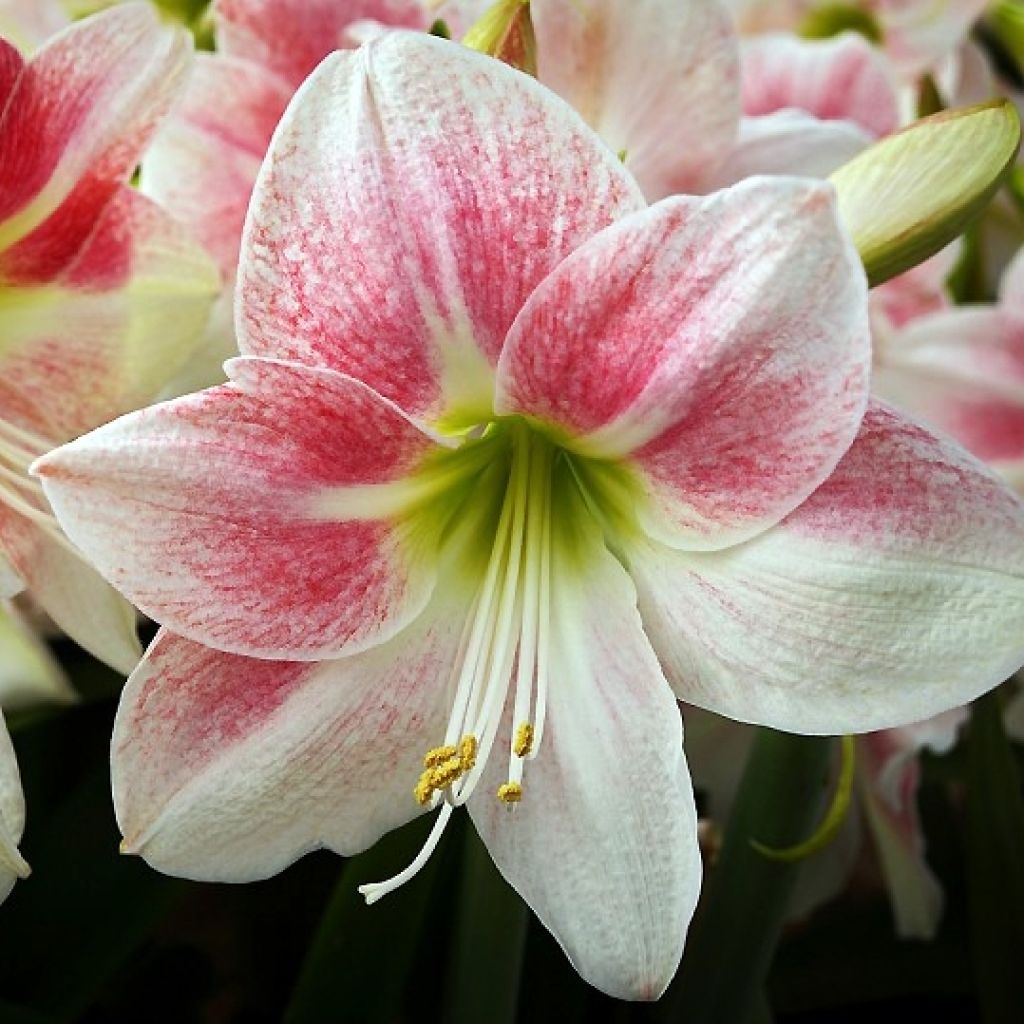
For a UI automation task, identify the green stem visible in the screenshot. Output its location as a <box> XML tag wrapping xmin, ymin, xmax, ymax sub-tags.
<box><xmin>443</xmin><ymin>825</ymin><xmax>529</xmax><ymax>1024</ymax></box>
<box><xmin>659</xmin><ymin>729</ymin><xmax>834</xmax><ymax>1023</ymax></box>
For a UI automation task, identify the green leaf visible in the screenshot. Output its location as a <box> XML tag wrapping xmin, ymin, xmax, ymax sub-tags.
<box><xmin>284</xmin><ymin>815</ymin><xmax>449</xmax><ymax>1024</ymax></box>
<box><xmin>659</xmin><ymin>730</ymin><xmax>834</xmax><ymax>1024</ymax></box>
<box><xmin>966</xmin><ymin>689</ymin><xmax>1024</xmax><ymax>1023</ymax></box>
<box><xmin>442</xmin><ymin>826</ymin><xmax>529</xmax><ymax>1024</ymax></box>
<box><xmin>830</xmin><ymin>101</ymin><xmax>1021</xmax><ymax>287</ymax></box>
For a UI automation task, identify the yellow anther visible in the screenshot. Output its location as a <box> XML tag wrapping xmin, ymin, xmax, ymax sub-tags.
<box><xmin>459</xmin><ymin>734</ymin><xmax>478</xmax><ymax>772</ymax></box>
<box><xmin>430</xmin><ymin>756</ymin><xmax>465</xmax><ymax>791</ymax></box>
<box><xmin>414</xmin><ymin>776</ymin><xmax>435</xmax><ymax>806</ymax></box>
<box><xmin>497</xmin><ymin>782</ymin><xmax>523</xmax><ymax>804</ymax></box>
<box><xmin>512</xmin><ymin>722</ymin><xmax>534</xmax><ymax>758</ymax></box>
<box><xmin>423</xmin><ymin>744</ymin><xmax>457</xmax><ymax>768</ymax></box>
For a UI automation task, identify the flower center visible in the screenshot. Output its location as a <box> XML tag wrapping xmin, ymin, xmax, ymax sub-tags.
<box><xmin>359</xmin><ymin>419</ymin><xmax>630</xmax><ymax>904</ymax></box>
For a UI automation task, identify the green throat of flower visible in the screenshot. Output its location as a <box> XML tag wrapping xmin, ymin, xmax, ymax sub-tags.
<box><xmin>359</xmin><ymin>417</ymin><xmax>638</xmax><ymax>904</ymax></box>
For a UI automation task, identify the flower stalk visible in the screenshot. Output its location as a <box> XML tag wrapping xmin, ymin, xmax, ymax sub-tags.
<box><xmin>661</xmin><ymin>730</ymin><xmax>835</xmax><ymax>1023</ymax></box>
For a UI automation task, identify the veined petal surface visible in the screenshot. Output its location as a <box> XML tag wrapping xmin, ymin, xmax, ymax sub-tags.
<box><xmin>237</xmin><ymin>32</ymin><xmax>644</xmax><ymax>425</ymax></box>
<box><xmin>629</xmin><ymin>402</ymin><xmax>1024</xmax><ymax>733</ymax></box>
<box><xmin>0</xmin><ymin>3</ymin><xmax>191</xmax><ymax>282</ymax></box>
<box><xmin>113</xmin><ymin>590</ymin><xmax>468</xmax><ymax>880</ymax></box>
<box><xmin>0</xmin><ymin>186</ymin><xmax>219</xmax><ymax>442</ymax></box>
<box><xmin>531</xmin><ymin>0</ymin><xmax>740</xmax><ymax>200</ymax></box>
<box><xmin>214</xmin><ymin>0</ymin><xmax>428</xmax><ymax>89</ymax></box>
<box><xmin>141</xmin><ymin>54</ymin><xmax>292</xmax><ymax>280</ymax></box>
<box><xmin>469</xmin><ymin>510</ymin><xmax>699</xmax><ymax>1001</ymax></box>
<box><xmin>35</xmin><ymin>357</ymin><xmax>444</xmax><ymax>661</ymax></box>
<box><xmin>741</xmin><ymin>32</ymin><xmax>900</xmax><ymax>138</ymax></box>
<box><xmin>497</xmin><ymin>177</ymin><xmax>869</xmax><ymax>550</ymax></box>
<box><xmin>874</xmin><ymin>307</ymin><xmax>1024</xmax><ymax>485</ymax></box>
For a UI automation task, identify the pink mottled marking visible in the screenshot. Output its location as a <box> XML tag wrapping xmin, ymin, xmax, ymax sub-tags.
<box><xmin>499</xmin><ymin>180</ymin><xmax>869</xmax><ymax>543</ymax></box>
<box><xmin>214</xmin><ymin>0</ymin><xmax>428</xmax><ymax>88</ymax></box>
<box><xmin>36</xmin><ymin>359</ymin><xmax>440</xmax><ymax>658</ymax></box>
<box><xmin>237</xmin><ymin>34</ymin><xmax>643</xmax><ymax>420</ymax></box>
<box><xmin>741</xmin><ymin>33</ymin><xmax>899</xmax><ymax>138</ymax></box>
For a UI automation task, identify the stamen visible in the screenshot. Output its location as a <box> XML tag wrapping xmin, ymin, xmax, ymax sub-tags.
<box><xmin>414</xmin><ymin>734</ymin><xmax>479</xmax><ymax>805</ymax></box>
<box><xmin>497</xmin><ymin>782</ymin><xmax>523</xmax><ymax>804</ymax></box>
<box><xmin>359</xmin><ymin>803</ymin><xmax>454</xmax><ymax>905</ymax></box>
<box><xmin>512</xmin><ymin>722</ymin><xmax>533</xmax><ymax>758</ymax></box>
<box><xmin>459</xmin><ymin>735</ymin><xmax>478</xmax><ymax>772</ymax></box>
<box><xmin>423</xmin><ymin>745</ymin><xmax>457</xmax><ymax>768</ymax></box>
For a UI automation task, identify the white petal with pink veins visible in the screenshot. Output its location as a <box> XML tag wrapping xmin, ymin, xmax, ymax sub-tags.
<box><xmin>237</xmin><ymin>32</ymin><xmax>644</xmax><ymax>425</ymax></box>
<box><xmin>35</xmin><ymin>358</ymin><xmax>448</xmax><ymax>661</ymax></box>
<box><xmin>629</xmin><ymin>403</ymin><xmax>1024</xmax><ymax>733</ymax></box>
<box><xmin>497</xmin><ymin>177</ymin><xmax>869</xmax><ymax>550</ymax></box>
<box><xmin>469</xmin><ymin>508</ymin><xmax>699</xmax><ymax>1001</ymax></box>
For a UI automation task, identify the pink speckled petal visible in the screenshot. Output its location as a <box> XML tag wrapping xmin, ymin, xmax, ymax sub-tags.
<box><xmin>113</xmin><ymin>595</ymin><xmax>467</xmax><ymax>880</ymax></box>
<box><xmin>874</xmin><ymin>306</ymin><xmax>1024</xmax><ymax>485</ymax></box>
<box><xmin>213</xmin><ymin>0</ymin><xmax>427</xmax><ymax>89</ymax></box>
<box><xmin>142</xmin><ymin>54</ymin><xmax>292</xmax><ymax>280</ymax></box>
<box><xmin>35</xmin><ymin>357</ymin><xmax>444</xmax><ymax>661</ymax></box>
<box><xmin>0</xmin><ymin>186</ymin><xmax>218</xmax><ymax>443</ymax></box>
<box><xmin>497</xmin><ymin>177</ymin><xmax>870</xmax><ymax>550</ymax></box>
<box><xmin>0</xmin><ymin>4</ymin><xmax>191</xmax><ymax>283</ymax></box>
<box><xmin>469</xmin><ymin>505</ymin><xmax>699</xmax><ymax>1001</ymax></box>
<box><xmin>629</xmin><ymin>402</ymin><xmax>1024</xmax><ymax>734</ymax></box>
<box><xmin>237</xmin><ymin>32</ymin><xmax>644</xmax><ymax>424</ymax></box>
<box><xmin>741</xmin><ymin>32</ymin><xmax>900</xmax><ymax>138</ymax></box>
<box><xmin>531</xmin><ymin>0</ymin><xmax>740</xmax><ymax>200</ymax></box>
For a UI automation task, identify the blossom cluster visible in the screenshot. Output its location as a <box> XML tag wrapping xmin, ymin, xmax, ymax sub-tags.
<box><xmin>1</xmin><ymin>0</ymin><xmax>1023</xmax><ymax>1005</ymax></box>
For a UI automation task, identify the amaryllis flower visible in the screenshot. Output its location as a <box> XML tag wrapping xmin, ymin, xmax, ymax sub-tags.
<box><xmin>723</xmin><ymin>0</ymin><xmax>989</xmax><ymax>80</ymax></box>
<box><xmin>0</xmin><ymin>714</ymin><xmax>28</xmax><ymax>904</ymax></box>
<box><xmin>874</xmin><ymin>247</ymin><xmax>1024</xmax><ymax>490</ymax></box>
<box><xmin>144</xmin><ymin>0</ymin><xmax>874</xmax><ymax>317</ymax></box>
<box><xmin>529</xmin><ymin>0</ymin><xmax>873</xmax><ymax>199</ymax></box>
<box><xmin>0</xmin><ymin>3</ymin><xmax>218</xmax><ymax>673</ymax></box>
<box><xmin>34</xmin><ymin>34</ymin><xmax>1024</xmax><ymax>997</ymax></box>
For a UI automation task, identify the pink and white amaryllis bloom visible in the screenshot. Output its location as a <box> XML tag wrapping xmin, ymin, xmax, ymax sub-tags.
<box><xmin>874</xmin><ymin>247</ymin><xmax>1024</xmax><ymax>491</ymax></box>
<box><xmin>530</xmin><ymin>0</ymin><xmax>874</xmax><ymax>200</ymax></box>
<box><xmin>33</xmin><ymin>34</ymin><xmax>1024</xmax><ymax>997</ymax></box>
<box><xmin>0</xmin><ymin>3</ymin><xmax>218</xmax><ymax>673</ymax></box>
<box><xmin>145</xmin><ymin>0</ymin><xmax>876</xmax><ymax>323</ymax></box>
<box><xmin>723</xmin><ymin>0</ymin><xmax>989</xmax><ymax>81</ymax></box>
